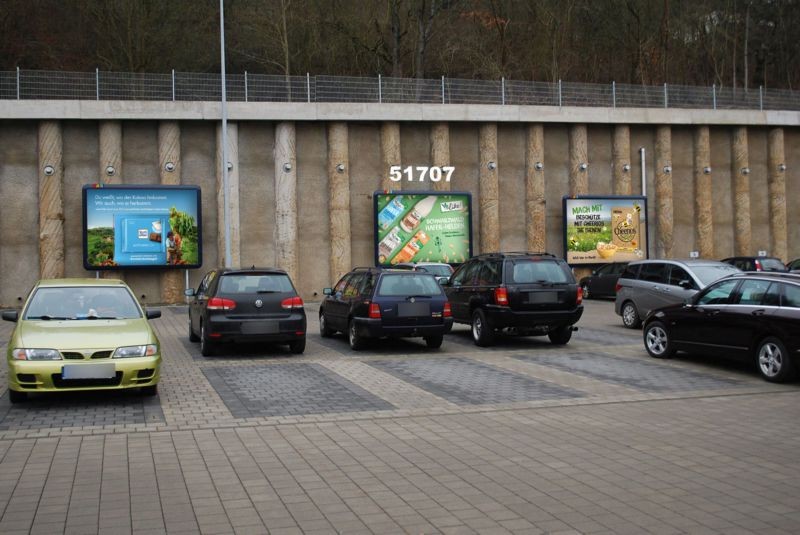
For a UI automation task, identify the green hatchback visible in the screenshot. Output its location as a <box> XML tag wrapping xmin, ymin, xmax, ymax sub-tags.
<box><xmin>3</xmin><ymin>279</ymin><xmax>162</xmax><ymax>403</ymax></box>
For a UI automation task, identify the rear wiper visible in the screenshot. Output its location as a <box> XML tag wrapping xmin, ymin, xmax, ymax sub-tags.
<box><xmin>405</xmin><ymin>295</ymin><xmax>432</xmax><ymax>299</ymax></box>
<box><xmin>29</xmin><ymin>315</ymin><xmax>68</xmax><ymax>320</ymax></box>
<box><xmin>256</xmin><ymin>290</ymin><xmax>279</xmax><ymax>293</ymax></box>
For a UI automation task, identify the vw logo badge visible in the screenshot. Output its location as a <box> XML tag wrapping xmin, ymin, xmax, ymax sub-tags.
<box><xmin>254</xmin><ymin>299</ymin><xmax>263</xmax><ymax>308</ymax></box>
<box><xmin>410</xmin><ymin>297</ymin><xmax>415</xmax><ymax>303</ymax></box>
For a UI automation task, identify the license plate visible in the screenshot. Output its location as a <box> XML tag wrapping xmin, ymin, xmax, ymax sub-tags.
<box><xmin>241</xmin><ymin>321</ymin><xmax>279</xmax><ymax>335</ymax></box>
<box><xmin>527</xmin><ymin>291</ymin><xmax>558</xmax><ymax>304</ymax></box>
<box><xmin>62</xmin><ymin>363</ymin><xmax>116</xmax><ymax>380</ymax></box>
<box><xmin>398</xmin><ymin>302</ymin><xmax>430</xmax><ymax>317</ymax></box>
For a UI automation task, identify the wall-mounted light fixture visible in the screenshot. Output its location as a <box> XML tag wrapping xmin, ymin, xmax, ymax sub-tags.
<box><xmin>43</xmin><ymin>165</ymin><xmax>55</xmax><ymax>176</ymax></box>
<box><xmin>662</xmin><ymin>165</ymin><xmax>672</xmax><ymax>174</ymax></box>
<box><xmin>778</xmin><ymin>163</ymin><xmax>787</xmax><ymax>172</ymax></box>
<box><xmin>164</xmin><ymin>162</ymin><xmax>176</xmax><ymax>172</ymax></box>
<box><xmin>534</xmin><ymin>162</ymin><xmax>544</xmax><ymax>171</ymax></box>
<box><xmin>487</xmin><ymin>161</ymin><xmax>497</xmax><ymax>170</ymax></box>
<box><xmin>703</xmin><ymin>166</ymin><xmax>712</xmax><ymax>174</ymax></box>
<box><xmin>226</xmin><ymin>162</ymin><xmax>233</xmax><ymax>171</ymax></box>
<box><xmin>741</xmin><ymin>167</ymin><xmax>750</xmax><ymax>175</ymax></box>
<box><xmin>283</xmin><ymin>162</ymin><xmax>292</xmax><ymax>172</ymax></box>
<box><xmin>105</xmin><ymin>165</ymin><xmax>116</xmax><ymax>176</ymax></box>
<box><xmin>579</xmin><ymin>163</ymin><xmax>588</xmax><ymax>171</ymax></box>
<box><xmin>622</xmin><ymin>163</ymin><xmax>631</xmax><ymax>172</ymax></box>
<box><xmin>336</xmin><ymin>163</ymin><xmax>346</xmax><ymax>173</ymax></box>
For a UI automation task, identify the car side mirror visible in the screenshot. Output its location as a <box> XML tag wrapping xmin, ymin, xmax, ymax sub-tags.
<box><xmin>323</xmin><ymin>288</ymin><xmax>333</xmax><ymax>296</ymax></box>
<box><xmin>184</xmin><ymin>288</ymin><xmax>195</xmax><ymax>297</ymax></box>
<box><xmin>2</xmin><ymin>310</ymin><xmax>18</xmax><ymax>322</ymax></box>
<box><xmin>145</xmin><ymin>308</ymin><xmax>161</xmax><ymax>320</ymax></box>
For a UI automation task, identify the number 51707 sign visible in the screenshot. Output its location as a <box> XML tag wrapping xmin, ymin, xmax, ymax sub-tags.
<box><xmin>389</xmin><ymin>165</ymin><xmax>454</xmax><ymax>182</ymax></box>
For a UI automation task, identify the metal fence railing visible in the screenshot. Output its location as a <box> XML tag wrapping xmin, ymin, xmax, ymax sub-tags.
<box><xmin>1</xmin><ymin>68</ymin><xmax>798</xmax><ymax>111</ymax></box>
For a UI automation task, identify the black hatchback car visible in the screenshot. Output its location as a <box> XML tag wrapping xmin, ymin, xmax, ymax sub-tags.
<box><xmin>579</xmin><ymin>262</ymin><xmax>628</xmax><ymax>299</ymax></box>
<box><xmin>443</xmin><ymin>252</ymin><xmax>583</xmax><ymax>346</ymax></box>
<box><xmin>186</xmin><ymin>268</ymin><xmax>306</xmax><ymax>356</ymax></box>
<box><xmin>643</xmin><ymin>272</ymin><xmax>800</xmax><ymax>382</ymax></box>
<box><xmin>319</xmin><ymin>267</ymin><xmax>453</xmax><ymax>350</ymax></box>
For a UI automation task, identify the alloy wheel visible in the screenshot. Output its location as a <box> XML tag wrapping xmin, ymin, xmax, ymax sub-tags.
<box><xmin>758</xmin><ymin>342</ymin><xmax>783</xmax><ymax>378</ymax></box>
<box><xmin>646</xmin><ymin>325</ymin><xmax>668</xmax><ymax>356</ymax></box>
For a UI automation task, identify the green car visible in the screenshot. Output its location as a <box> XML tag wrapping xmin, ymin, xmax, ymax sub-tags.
<box><xmin>3</xmin><ymin>278</ymin><xmax>162</xmax><ymax>403</ymax></box>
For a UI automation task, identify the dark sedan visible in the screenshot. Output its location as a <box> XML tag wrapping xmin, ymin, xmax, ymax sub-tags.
<box><xmin>579</xmin><ymin>262</ymin><xmax>627</xmax><ymax>299</ymax></box>
<box><xmin>186</xmin><ymin>268</ymin><xmax>306</xmax><ymax>356</ymax></box>
<box><xmin>642</xmin><ymin>272</ymin><xmax>800</xmax><ymax>382</ymax></box>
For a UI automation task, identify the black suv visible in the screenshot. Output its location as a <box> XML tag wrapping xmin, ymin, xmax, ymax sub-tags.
<box><xmin>319</xmin><ymin>267</ymin><xmax>453</xmax><ymax>350</ymax></box>
<box><xmin>442</xmin><ymin>252</ymin><xmax>583</xmax><ymax>346</ymax></box>
<box><xmin>186</xmin><ymin>268</ymin><xmax>307</xmax><ymax>356</ymax></box>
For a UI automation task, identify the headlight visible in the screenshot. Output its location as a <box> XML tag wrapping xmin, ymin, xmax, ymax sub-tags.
<box><xmin>113</xmin><ymin>344</ymin><xmax>158</xmax><ymax>358</ymax></box>
<box><xmin>12</xmin><ymin>348</ymin><xmax>62</xmax><ymax>361</ymax></box>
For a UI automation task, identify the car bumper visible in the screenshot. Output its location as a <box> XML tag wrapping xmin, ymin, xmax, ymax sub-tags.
<box><xmin>205</xmin><ymin>314</ymin><xmax>306</xmax><ymax>344</ymax></box>
<box><xmin>482</xmin><ymin>305</ymin><xmax>584</xmax><ymax>329</ymax></box>
<box><xmin>8</xmin><ymin>355</ymin><xmax>161</xmax><ymax>393</ymax></box>
<box><xmin>353</xmin><ymin>317</ymin><xmax>453</xmax><ymax>338</ymax></box>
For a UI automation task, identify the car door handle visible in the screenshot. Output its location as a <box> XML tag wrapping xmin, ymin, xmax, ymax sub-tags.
<box><xmin>751</xmin><ymin>309</ymin><xmax>766</xmax><ymax>316</ymax></box>
<box><xmin>704</xmin><ymin>309</ymin><xmax>720</xmax><ymax>316</ymax></box>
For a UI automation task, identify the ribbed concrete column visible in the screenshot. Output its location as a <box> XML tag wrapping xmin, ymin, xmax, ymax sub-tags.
<box><xmin>655</xmin><ymin>126</ymin><xmax>673</xmax><ymax>258</ymax></box>
<box><xmin>274</xmin><ymin>122</ymin><xmax>298</xmax><ymax>280</ymax></box>
<box><xmin>159</xmin><ymin>121</ymin><xmax>182</xmax><ymax>303</ymax></box>
<box><xmin>380</xmin><ymin>122</ymin><xmax>401</xmax><ymax>191</ymax></box>
<box><xmin>99</xmin><ymin>121</ymin><xmax>122</xmax><ymax>184</ymax></box>
<box><xmin>768</xmin><ymin>128</ymin><xmax>787</xmax><ymax>261</ymax></box>
<box><xmin>732</xmin><ymin>127</ymin><xmax>751</xmax><ymax>255</ymax></box>
<box><xmin>430</xmin><ymin>122</ymin><xmax>450</xmax><ymax>192</ymax></box>
<box><xmin>479</xmin><ymin>123</ymin><xmax>500</xmax><ymax>253</ymax></box>
<box><xmin>612</xmin><ymin>125</ymin><xmax>632</xmax><ymax>195</ymax></box>
<box><xmin>328</xmin><ymin>122</ymin><xmax>351</xmax><ymax>285</ymax></box>
<box><xmin>693</xmin><ymin>126</ymin><xmax>714</xmax><ymax>258</ymax></box>
<box><xmin>38</xmin><ymin>121</ymin><xmax>64</xmax><ymax>280</ymax></box>
<box><xmin>216</xmin><ymin>122</ymin><xmax>241</xmax><ymax>267</ymax></box>
<box><xmin>525</xmin><ymin>124</ymin><xmax>546</xmax><ymax>253</ymax></box>
<box><xmin>569</xmin><ymin>125</ymin><xmax>588</xmax><ymax>196</ymax></box>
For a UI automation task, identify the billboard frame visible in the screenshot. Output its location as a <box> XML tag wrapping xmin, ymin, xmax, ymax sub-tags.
<box><xmin>372</xmin><ymin>190</ymin><xmax>474</xmax><ymax>267</ymax></box>
<box><xmin>82</xmin><ymin>184</ymin><xmax>203</xmax><ymax>271</ymax></box>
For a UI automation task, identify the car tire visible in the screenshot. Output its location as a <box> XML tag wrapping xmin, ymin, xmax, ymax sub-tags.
<box><xmin>644</xmin><ymin>321</ymin><xmax>675</xmax><ymax>359</ymax></box>
<box><xmin>348</xmin><ymin>320</ymin><xmax>366</xmax><ymax>351</ymax></box>
<box><xmin>581</xmin><ymin>283</ymin><xmax>590</xmax><ymax>300</ymax></box>
<box><xmin>200</xmin><ymin>322</ymin><xmax>216</xmax><ymax>357</ymax></box>
<box><xmin>141</xmin><ymin>384</ymin><xmax>158</xmax><ymax>397</ymax></box>
<box><xmin>288</xmin><ymin>337</ymin><xmax>306</xmax><ymax>355</ymax></box>
<box><xmin>424</xmin><ymin>334</ymin><xmax>443</xmax><ymax>349</ymax></box>
<box><xmin>756</xmin><ymin>337</ymin><xmax>794</xmax><ymax>383</ymax></box>
<box><xmin>471</xmin><ymin>309</ymin><xmax>495</xmax><ymax>347</ymax></box>
<box><xmin>548</xmin><ymin>326</ymin><xmax>573</xmax><ymax>345</ymax></box>
<box><xmin>621</xmin><ymin>301</ymin><xmax>642</xmax><ymax>329</ymax></box>
<box><xmin>8</xmin><ymin>389</ymin><xmax>26</xmax><ymax>404</ymax></box>
<box><xmin>319</xmin><ymin>313</ymin><xmax>334</xmax><ymax>338</ymax></box>
<box><xmin>189</xmin><ymin>318</ymin><xmax>200</xmax><ymax>342</ymax></box>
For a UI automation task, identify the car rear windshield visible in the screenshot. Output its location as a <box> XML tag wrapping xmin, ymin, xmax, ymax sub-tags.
<box><xmin>419</xmin><ymin>264</ymin><xmax>453</xmax><ymax>277</ymax></box>
<box><xmin>760</xmin><ymin>258</ymin><xmax>787</xmax><ymax>271</ymax></box>
<box><xmin>25</xmin><ymin>287</ymin><xmax>142</xmax><ymax>320</ymax></box>
<box><xmin>219</xmin><ymin>274</ymin><xmax>294</xmax><ymax>294</ymax></box>
<box><xmin>691</xmin><ymin>264</ymin><xmax>741</xmax><ymax>286</ymax></box>
<box><xmin>507</xmin><ymin>260</ymin><xmax>573</xmax><ymax>284</ymax></box>
<box><xmin>376</xmin><ymin>274</ymin><xmax>443</xmax><ymax>296</ymax></box>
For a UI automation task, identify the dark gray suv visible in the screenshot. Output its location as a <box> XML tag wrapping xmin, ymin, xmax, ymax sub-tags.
<box><xmin>614</xmin><ymin>259</ymin><xmax>740</xmax><ymax>328</ymax></box>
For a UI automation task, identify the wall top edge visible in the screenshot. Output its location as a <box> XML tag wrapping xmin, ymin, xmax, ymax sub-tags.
<box><xmin>1</xmin><ymin>100</ymin><xmax>799</xmax><ymax>126</ymax></box>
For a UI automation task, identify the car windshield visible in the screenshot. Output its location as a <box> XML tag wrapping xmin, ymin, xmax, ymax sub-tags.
<box><xmin>24</xmin><ymin>286</ymin><xmax>141</xmax><ymax>320</ymax></box>
<box><xmin>420</xmin><ymin>264</ymin><xmax>453</xmax><ymax>277</ymax></box>
<box><xmin>219</xmin><ymin>274</ymin><xmax>294</xmax><ymax>294</ymax></box>
<box><xmin>509</xmin><ymin>260</ymin><xmax>572</xmax><ymax>284</ymax></box>
<box><xmin>377</xmin><ymin>274</ymin><xmax>443</xmax><ymax>296</ymax></box>
<box><xmin>691</xmin><ymin>264</ymin><xmax>742</xmax><ymax>286</ymax></box>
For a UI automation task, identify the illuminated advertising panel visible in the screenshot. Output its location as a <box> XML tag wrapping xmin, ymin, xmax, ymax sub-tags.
<box><xmin>563</xmin><ymin>196</ymin><xmax>648</xmax><ymax>264</ymax></box>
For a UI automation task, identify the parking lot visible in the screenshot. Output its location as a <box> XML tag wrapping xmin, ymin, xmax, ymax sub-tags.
<box><xmin>1</xmin><ymin>299</ymin><xmax>799</xmax><ymax>534</ymax></box>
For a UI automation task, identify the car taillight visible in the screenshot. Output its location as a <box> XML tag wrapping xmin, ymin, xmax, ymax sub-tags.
<box><xmin>576</xmin><ymin>286</ymin><xmax>583</xmax><ymax>305</ymax></box>
<box><xmin>368</xmin><ymin>303</ymin><xmax>381</xmax><ymax>318</ymax></box>
<box><xmin>615</xmin><ymin>282</ymin><xmax>622</xmax><ymax>293</ymax></box>
<box><xmin>443</xmin><ymin>302</ymin><xmax>452</xmax><ymax>318</ymax></box>
<box><xmin>494</xmin><ymin>287</ymin><xmax>508</xmax><ymax>306</ymax></box>
<box><xmin>207</xmin><ymin>297</ymin><xmax>236</xmax><ymax>310</ymax></box>
<box><xmin>281</xmin><ymin>296</ymin><xmax>304</xmax><ymax>309</ymax></box>
<box><xmin>755</xmin><ymin>259</ymin><xmax>762</xmax><ymax>271</ymax></box>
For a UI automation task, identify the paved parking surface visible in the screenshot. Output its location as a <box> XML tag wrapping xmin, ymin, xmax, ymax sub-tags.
<box><xmin>1</xmin><ymin>299</ymin><xmax>799</xmax><ymax>534</ymax></box>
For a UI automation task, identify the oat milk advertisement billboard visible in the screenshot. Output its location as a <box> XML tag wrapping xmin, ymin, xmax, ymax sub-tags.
<box><xmin>82</xmin><ymin>185</ymin><xmax>202</xmax><ymax>270</ymax></box>
<box><xmin>563</xmin><ymin>196</ymin><xmax>648</xmax><ymax>264</ymax></box>
<box><xmin>374</xmin><ymin>192</ymin><xmax>473</xmax><ymax>266</ymax></box>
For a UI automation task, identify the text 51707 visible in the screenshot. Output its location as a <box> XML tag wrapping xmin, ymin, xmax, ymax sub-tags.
<box><xmin>389</xmin><ymin>166</ymin><xmax>455</xmax><ymax>182</ymax></box>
